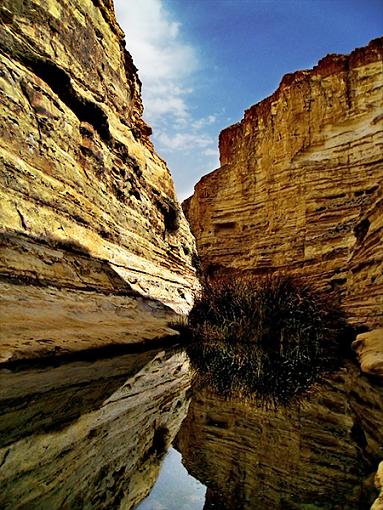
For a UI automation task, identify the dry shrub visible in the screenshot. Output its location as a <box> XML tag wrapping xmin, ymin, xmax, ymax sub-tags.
<box><xmin>182</xmin><ymin>274</ymin><xmax>352</xmax><ymax>406</ymax></box>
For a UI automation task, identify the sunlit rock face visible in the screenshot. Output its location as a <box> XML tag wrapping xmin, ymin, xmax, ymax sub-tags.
<box><xmin>177</xmin><ymin>363</ymin><xmax>383</xmax><ymax>510</ymax></box>
<box><xmin>0</xmin><ymin>349</ymin><xmax>191</xmax><ymax>509</ymax></box>
<box><xmin>183</xmin><ymin>38</ymin><xmax>383</xmax><ymax>366</ymax></box>
<box><xmin>372</xmin><ymin>462</ymin><xmax>383</xmax><ymax>510</ymax></box>
<box><xmin>353</xmin><ymin>328</ymin><xmax>383</xmax><ymax>378</ymax></box>
<box><xmin>0</xmin><ymin>0</ymin><xmax>198</xmax><ymax>361</ymax></box>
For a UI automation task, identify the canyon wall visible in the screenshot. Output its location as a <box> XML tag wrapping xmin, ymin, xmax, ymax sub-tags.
<box><xmin>182</xmin><ymin>38</ymin><xmax>383</xmax><ymax>507</ymax></box>
<box><xmin>184</xmin><ymin>37</ymin><xmax>383</xmax><ymax>374</ymax></box>
<box><xmin>0</xmin><ymin>0</ymin><xmax>198</xmax><ymax>361</ymax></box>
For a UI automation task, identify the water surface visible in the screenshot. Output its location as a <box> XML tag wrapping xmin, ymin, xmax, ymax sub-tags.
<box><xmin>1</xmin><ymin>349</ymin><xmax>382</xmax><ymax>510</ymax></box>
<box><xmin>0</xmin><ymin>348</ymin><xmax>191</xmax><ymax>509</ymax></box>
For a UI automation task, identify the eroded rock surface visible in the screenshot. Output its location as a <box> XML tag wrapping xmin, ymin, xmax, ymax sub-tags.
<box><xmin>0</xmin><ymin>0</ymin><xmax>197</xmax><ymax>361</ymax></box>
<box><xmin>0</xmin><ymin>349</ymin><xmax>191</xmax><ymax>509</ymax></box>
<box><xmin>353</xmin><ymin>328</ymin><xmax>383</xmax><ymax>377</ymax></box>
<box><xmin>184</xmin><ymin>38</ymin><xmax>383</xmax><ymax>340</ymax></box>
<box><xmin>372</xmin><ymin>462</ymin><xmax>383</xmax><ymax>510</ymax></box>
<box><xmin>177</xmin><ymin>363</ymin><xmax>383</xmax><ymax>509</ymax></box>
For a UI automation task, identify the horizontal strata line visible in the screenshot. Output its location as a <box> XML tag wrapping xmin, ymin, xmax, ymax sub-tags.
<box><xmin>108</xmin><ymin>260</ymin><xmax>194</xmax><ymax>284</ymax></box>
<box><xmin>0</xmin><ymin>275</ymin><xmax>182</xmax><ymax>312</ymax></box>
<box><xmin>206</xmin><ymin>188</ymin><xmax>381</xmax><ymax>219</ymax></box>
<box><xmin>0</xmin><ymin>146</ymin><xmax>110</xmax><ymax>207</ymax></box>
<box><xmin>0</xmin><ymin>187</ymin><xmax>191</xmax><ymax>269</ymax></box>
<box><xmin>0</xmin><ymin>232</ymin><xmax>193</xmax><ymax>285</ymax></box>
<box><xmin>0</xmin><ymin>159</ymin><xmax>156</xmax><ymax>238</ymax></box>
<box><xmin>201</xmin><ymin>181</ymin><xmax>382</xmax><ymax>214</ymax></box>
<box><xmin>195</xmin><ymin>158</ymin><xmax>383</xmax><ymax>191</ymax></box>
<box><xmin>0</xmin><ymin>274</ymin><xmax>137</xmax><ymax>297</ymax></box>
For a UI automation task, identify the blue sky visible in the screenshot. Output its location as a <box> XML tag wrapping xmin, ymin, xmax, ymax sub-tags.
<box><xmin>114</xmin><ymin>0</ymin><xmax>383</xmax><ymax>201</ymax></box>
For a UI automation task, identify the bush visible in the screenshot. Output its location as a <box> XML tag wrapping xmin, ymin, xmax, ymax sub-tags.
<box><xmin>182</xmin><ymin>274</ymin><xmax>352</xmax><ymax>406</ymax></box>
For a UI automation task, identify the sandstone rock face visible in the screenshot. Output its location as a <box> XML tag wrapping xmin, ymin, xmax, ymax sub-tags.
<box><xmin>177</xmin><ymin>364</ymin><xmax>383</xmax><ymax>509</ymax></box>
<box><xmin>184</xmin><ymin>38</ymin><xmax>383</xmax><ymax>340</ymax></box>
<box><xmin>0</xmin><ymin>0</ymin><xmax>197</xmax><ymax>361</ymax></box>
<box><xmin>372</xmin><ymin>462</ymin><xmax>383</xmax><ymax>510</ymax></box>
<box><xmin>0</xmin><ymin>349</ymin><xmax>191</xmax><ymax>509</ymax></box>
<box><xmin>353</xmin><ymin>328</ymin><xmax>383</xmax><ymax>377</ymax></box>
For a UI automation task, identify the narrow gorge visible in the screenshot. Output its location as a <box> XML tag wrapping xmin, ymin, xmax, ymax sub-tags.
<box><xmin>181</xmin><ymin>37</ymin><xmax>383</xmax><ymax>509</ymax></box>
<box><xmin>0</xmin><ymin>1</ymin><xmax>382</xmax><ymax>509</ymax></box>
<box><xmin>184</xmin><ymin>37</ymin><xmax>383</xmax><ymax>377</ymax></box>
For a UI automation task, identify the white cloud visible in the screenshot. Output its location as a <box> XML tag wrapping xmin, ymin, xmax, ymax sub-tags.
<box><xmin>192</xmin><ymin>115</ymin><xmax>216</xmax><ymax>130</ymax></box>
<box><xmin>113</xmin><ymin>1</ymin><xmax>221</xmax><ymax>200</ymax></box>
<box><xmin>114</xmin><ymin>0</ymin><xmax>197</xmax><ymax>123</ymax></box>
<box><xmin>203</xmin><ymin>147</ymin><xmax>219</xmax><ymax>157</ymax></box>
<box><xmin>157</xmin><ymin>131</ymin><xmax>214</xmax><ymax>152</ymax></box>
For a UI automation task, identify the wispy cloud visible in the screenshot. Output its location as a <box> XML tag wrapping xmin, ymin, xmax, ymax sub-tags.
<box><xmin>203</xmin><ymin>147</ymin><xmax>219</xmax><ymax>157</ymax></box>
<box><xmin>114</xmin><ymin>0</ymin><xmax>197</xmax><ymax>123</ymax></box>
<box><xmin>192</xmin><ymin>115</ymin><xmax>216</xmax><ymax>130</ymax></box>
<box><xmin>114</xmin><ymin>1</ymin><xmax>221</xmax><ymax>199</ymax></box>
<box><xmin>157</xmin><ymin>131</ymin><xmax>214</xmax><ymax>152</ymax></box>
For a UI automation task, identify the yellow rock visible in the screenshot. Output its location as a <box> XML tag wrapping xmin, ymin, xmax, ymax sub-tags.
<box><xmin>372</xmin><ymin>462</ymin><xmax>383</xmax><ymax>510</ymax></box>
<box><xmin>0</xmin><ymin>0</ymin><xmax>198</xmax><ymax>361</ymax></box>
<box><xmin>184</xmin><ymin>38</ymin><xmax>383</xmax><ymax>373</ymax></box>
<box><xmin>353</xmin><ymin>328</ymin><xmax>383</xmax><ymax>377</ymax></box>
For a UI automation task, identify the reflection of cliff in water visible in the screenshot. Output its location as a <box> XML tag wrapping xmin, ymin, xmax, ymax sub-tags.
<box><xmin>176</xmin><ymin>362</ymin><xmax>383</xmax><ymax>510</ymax></box>
<box><xmin>0</xmin><ymin>349</ymin><xmax>191</xmax><ymax>510</ymax></box>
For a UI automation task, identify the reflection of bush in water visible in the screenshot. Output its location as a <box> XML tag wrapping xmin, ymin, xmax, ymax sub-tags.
<box><xmin>182</xmin><ymin>275</ymin><xmax>352</xmax><ymax>406</ymax></box>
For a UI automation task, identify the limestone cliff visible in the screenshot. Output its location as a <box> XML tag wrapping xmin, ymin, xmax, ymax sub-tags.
<box><xmin>177</xmin><ymin>364</ymin><xmax>383</xmax><ymax>509</ymax></box>
<box><xmin>184</xmin><ymin>38</ymin><xmax>383</xmax><ymax>373</ymax></box>
<box><xmin>0</xmin><ymin>0</ymin><xmax>198</xmax><ymax>361</ymax></box>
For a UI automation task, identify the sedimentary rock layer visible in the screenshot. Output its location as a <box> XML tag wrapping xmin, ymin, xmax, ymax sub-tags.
<box><xmin>184</xmin><ymin>38</ymin><xmax>383</xmax><ymax>341</ymax></box>
<box><xmin>0</xmin><ymin>0</ymin><xmax>198</xmax><ymax>361</ymax></box>
<box><xmin>0</xmin><ymin>349</ymin><xmax>191</xmax><ymax>509</ymax></box>
<box><xmin>177</xmin><ymin>363</ymin><xmax>383</xmax><ymax>509</ymax></box>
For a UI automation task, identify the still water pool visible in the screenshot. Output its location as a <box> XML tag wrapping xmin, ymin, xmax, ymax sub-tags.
<box><xmin>0</xmin><ymin>347</ymin><xmax>382</xmax><ymax>509</ymax></box>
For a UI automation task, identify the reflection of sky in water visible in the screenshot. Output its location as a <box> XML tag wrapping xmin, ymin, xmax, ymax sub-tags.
<box><xmin>136</xmin><ymin>448</ymin><xmax>206</xmax><ymax>510</ymax></box>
